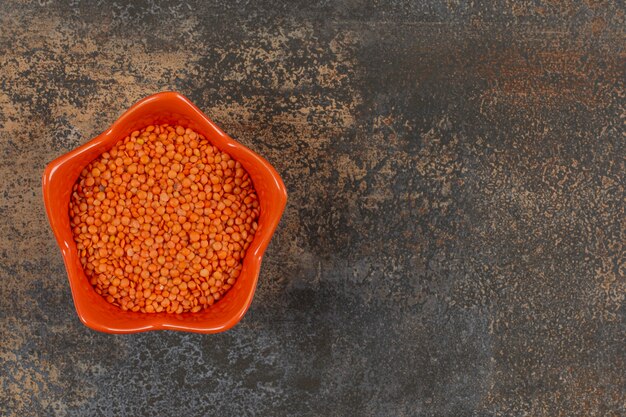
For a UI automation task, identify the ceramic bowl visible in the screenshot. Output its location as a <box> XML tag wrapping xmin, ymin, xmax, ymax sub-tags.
<box><xmin>42</xmin><ymin>92</ymin><xmax>287</xmax><ymax>333</ymax></box>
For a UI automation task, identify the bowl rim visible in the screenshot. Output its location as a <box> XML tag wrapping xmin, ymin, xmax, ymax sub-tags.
<box><xmin>42</xmin><ymin>91</ymin><xmax>287</xmax><ymax>333</ymax></box>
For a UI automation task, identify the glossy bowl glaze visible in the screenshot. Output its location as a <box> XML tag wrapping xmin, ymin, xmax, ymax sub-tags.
<box><xmin>42</xmin><ymin>92</ymin><xmax>287</xmax><ymax>333</ymax></box>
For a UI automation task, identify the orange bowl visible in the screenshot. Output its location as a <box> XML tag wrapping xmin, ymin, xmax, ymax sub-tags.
<box><xmin>42</xmin><ymin>92</ymin><xmax>287</xmax><ymax>333</ymax></box>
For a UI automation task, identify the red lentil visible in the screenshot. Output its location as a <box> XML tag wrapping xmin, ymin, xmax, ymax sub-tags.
<box><xmin>69</xmin><ymin>124</ymin><xmax>260</xmax><ymax>313</ymax></box>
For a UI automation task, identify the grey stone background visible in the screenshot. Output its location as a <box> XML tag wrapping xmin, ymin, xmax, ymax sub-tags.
<box><xmin>0</xmin><ymin>1</ymin><xmax>624</xmax><ymax>416</ymax></box>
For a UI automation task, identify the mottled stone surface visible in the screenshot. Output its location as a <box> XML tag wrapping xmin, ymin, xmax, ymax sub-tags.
<box><xmin>0</xmin><ymin>1</ymin><xmax>624</xmax><ymax>416</ymax></box>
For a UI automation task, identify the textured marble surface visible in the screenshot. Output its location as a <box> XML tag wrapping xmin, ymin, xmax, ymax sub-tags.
<box><xmin>0</xmin><ymin>1</ymin><xmax>624</xmax><ymax>416</ymax></box>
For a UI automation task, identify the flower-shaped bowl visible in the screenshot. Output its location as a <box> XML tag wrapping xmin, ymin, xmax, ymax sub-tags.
<box><xmin>42</xmin><ymin>92</ymin><xmax>287</xmax><ymax>333</ymax></box>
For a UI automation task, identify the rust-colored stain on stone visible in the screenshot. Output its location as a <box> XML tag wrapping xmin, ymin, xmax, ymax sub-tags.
<box><xmin>0</xmin><ymin>0</ymin><xmax>624</xmax><ymax>416</ymax></box>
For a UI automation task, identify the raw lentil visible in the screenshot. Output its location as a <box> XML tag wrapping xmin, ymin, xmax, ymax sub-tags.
<box><xmin>69</xmin><ymin>124</ymin><xmax>259</xmax><ymax>313</ymax></box>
